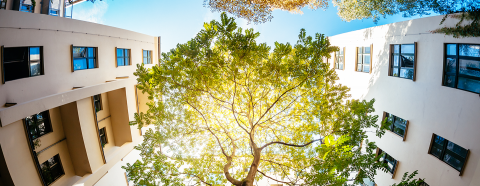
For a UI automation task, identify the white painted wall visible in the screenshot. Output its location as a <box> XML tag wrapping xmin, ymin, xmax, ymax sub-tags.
<box><xmin>329</xmin><ymin>15</ymin><xmax>480</xmax><ymax>186</ymax></box>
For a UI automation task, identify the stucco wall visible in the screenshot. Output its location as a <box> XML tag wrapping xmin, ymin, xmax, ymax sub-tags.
<box><xmin>329</xmin><ymin>15</ymin><xmax>480</xmax><ymax>186</ymax></box>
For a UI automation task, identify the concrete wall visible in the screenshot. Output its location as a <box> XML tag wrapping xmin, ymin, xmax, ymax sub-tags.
<box><xmin>329</xmin><ymin>15</ymin><xmax>480</xmax><ymax>186</ymax></box>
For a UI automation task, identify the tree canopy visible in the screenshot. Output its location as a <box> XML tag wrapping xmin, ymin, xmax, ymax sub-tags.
<box><xmin>125</xmin><ymin>13</ymin><xmax>388</xmax><ymax>186</ymax></box>
<box><xmin>205</xmin><ymin>0</ymin><xmax>480</xmax><ymax>24</ymax></box>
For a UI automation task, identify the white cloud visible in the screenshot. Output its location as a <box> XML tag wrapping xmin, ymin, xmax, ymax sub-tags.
<box><xmin>73</xmin><ymin>1</ymin><xmax>109</xmax><ymax>24</ymax></box>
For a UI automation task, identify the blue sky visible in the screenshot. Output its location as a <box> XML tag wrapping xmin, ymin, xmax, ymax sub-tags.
<box><xmin>72</xmin><ymin>0</ymin><xmax>438</xmax><ymax>53</ymax></box>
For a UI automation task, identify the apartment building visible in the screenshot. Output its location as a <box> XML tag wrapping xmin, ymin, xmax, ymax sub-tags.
<box><xmin>328</xmin><ymin>15</ymin><xmax>480</xmax><ymax>186</ymax></box>
<box><xmin>0</xmin><ymin>4</ymin><xmax>159</xmax><ymax>186</ymax></box>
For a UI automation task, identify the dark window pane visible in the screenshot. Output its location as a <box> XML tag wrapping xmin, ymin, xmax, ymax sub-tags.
<box><xmin>30</xmin><ymin>61</ymin><xmax>41</xmax><ymax>76</ymax></box>
<box><xmin>447</xmin><ymin>44</ymin><xmax>457</xmax><ymax>55</ymax></box>
<box><xmin>125</xmin><ymin>49</ymin><xmax>130</xmax><ymax>57</ymax></box>
<box><xmin>431</xmin><ymin>145</ymin><xmax>443</xmax><ymax>158</ymax></box>
<box><xmin>26</xmin><ymin>111</ymin><xmax>52</xmax><ymax>140</ymax></box>
<box><xmin>40</xmin><ymin>154</ymin><xmax>64</xmax><ymax>185</ymax></box>
<box><xmin>4</xmin><ymin>47</ymin><xmax>30</xmax><ymax>81</ymax></box>
<box><xmin>393</xmin><ymin>117</ymin><xmax>406</xmax><ymax>136</ymax></box>
<box><xmin>445</xmin><ymin>58</ymin><xmax>457</xmax><ymax>74</ymax></box>
<box><xmin>400</xmin><ymin>55</ymin><xmax>414</xmax><ymax>68</ymax></box>
<box><xmin>443</xmin><ymin>153</ymin><xmax>464</xmax><ymax>171</ymax></box>
<box><xmin>459</xmin><ymin>44</ymin><xmax>480</xmax><ymax>57</ymax></box>
<box><xmin>444</xmin><ymin>75</ymin><xmax>456</xmax><ymax>88</ymax></box>
<box><xmin>125</xmin><ymin>57</ymin><xmax>130</xmax><ymax>65</ymax></box>
<box><xmin>457</xmin><ymin>77</ymin><xmax>480</xmax><ymax>93</ymax></box>
<box><xmin>446</xmin><ymin>141</ymin><xmax>468</xmax><ymax>158</ymax></box>
<box><xmin>73</xmin><ymin>58</ymin><xmax>87</xmax><ymax>70</ymax></box>
<box><xmin>459</xmin><ymin>59</ymin><xmax>480</xmax><ymax>78</ymax></box>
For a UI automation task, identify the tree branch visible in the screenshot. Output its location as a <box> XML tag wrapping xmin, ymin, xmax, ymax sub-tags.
<box><xmin>260</xmin><ymin>138</ymin><xmax>323</xmax><ymax>150</ymax></box>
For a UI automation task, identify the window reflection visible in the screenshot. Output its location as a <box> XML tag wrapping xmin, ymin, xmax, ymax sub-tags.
<box><xmin>443</xmin><ymin>44</ymin><xmax>480</xmax><ymax>94</ymax></box>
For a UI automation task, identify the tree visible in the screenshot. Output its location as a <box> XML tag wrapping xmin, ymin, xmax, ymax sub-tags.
<box><xmin>124</xmin><ymin>13</ymin><xmax>388</xmax><ymax>186</ymax></box>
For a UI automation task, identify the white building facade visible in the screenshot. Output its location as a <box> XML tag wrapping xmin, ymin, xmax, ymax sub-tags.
<box><xmin>329</xmin><ymin>15</ymin><xmax>480</xmax><ymax>186</ymax></box>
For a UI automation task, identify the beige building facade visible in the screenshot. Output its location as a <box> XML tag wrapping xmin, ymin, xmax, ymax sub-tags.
<box><xmin>329</xmin><ymin>15</ymin><xmax>480</xmax><ymax>186</ymax></box>
<box><xmin>0</xmin><ymin>5</ymin><xmax>156</xmax><ymax>186</ymax></box>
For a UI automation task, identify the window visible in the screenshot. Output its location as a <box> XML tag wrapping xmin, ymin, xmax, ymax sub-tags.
<box><xmin>360</xmin><ymin>177</ymin><xmax>375</xmax><ymax>186</ymax></box>
<box><xmin>99</xmin><ymin>127</ymin><xmax>108</xmax><ymax>147</ymax></box>
<box><xmin>25</xmin><ymin>111</ymin><xmax>52</xmax><ymax>140</ymax></box>
<box><xmin>48</xmin><ymin>0</ymin><xmax>61</xmax><ymax>16</ymax></box>
<box><xmin>443</xmin><ymin>43</ymin><xmax>480</xmax><ymax>94</ymax></box>
<box><xmin>1</xmin><ymin>0</ymin><xmax>7</xmax><ymax>9</ymax></box>
<box><xmin>377</xmin><ymin>149</ymin><xmax>398</xmax><ymax>175</ymax></box>
<box><xmin>20</xmin><ymin>4</ymin><xmax>33</xmax><ymax>13</ymax></box>
<box><xmin>383</xmin><ymin>112</ymin><xmax>408</xmax><ymax>140</ymax></box>
<box><xmin>143</xmin><ymin>50</ymin><xmax>152</xmax><ymax>64</ymax></box>
<box><xmin>116</xmin><ymin>48</ymin><xmax>131</xmax><ymax>66</ymax></box>
<box><xmin>390</xmin><ymin>43</ymin><xmax>416</xmax><ymax>80</ymax></box>
<box><xmin>429</xmin><ymin>134</ymin><xmax>469</xmax><ymax>173</ymax></box>
<box><xmin>2</xmin><ymin>46</ymin><xmax>43</xmax><ymax>82</ymax></box>
<box><xmin>72</xmin><ymin>46</ymin><xmax>97</xmax><ymax>71</ymax></box>
<box><xmin>334</xmin><ymin>47</ymin><xmax>344</xmax><ymax>70</ymax></box>
<box><xmin>40</xmin><ymin>154</ymin><xmax>64</xmax><ymax>185</ymax></box>
<box><xmin>93</xmin><ymin>94</ymin><xmax>102</xmax><ymax>112</ymax></box>
<box><xmin>356</xmin><ymin>46</ymin><xmax>371</xmax><ymax>73</ymax></box>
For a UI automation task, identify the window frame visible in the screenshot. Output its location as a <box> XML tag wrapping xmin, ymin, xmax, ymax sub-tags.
<box><xmin>356</xmin><ymin>45</ymin><xmax>373</xmax><ymax>73</ymax></box>
<box><xmin>40</xmin><ymin>154</ymin><xmax>65</xmax><ymax>186</ymax></box>
<box><xmin>376</xmin><ymin>148</ymin><xmax>399</xmax><ymax>179</ymax></box>
<box><xmin>382</xmin><ymin>112</ymin><xmax>409</xmax><ymax>141</ymax></box>
<box><xmin>143</xmin><ymin>50</ymin><xmax>152</xmax><ymax>64</ymax></box>
<box><xmin>24</xmin><ymin>110</ymin><xmax>53</xmax><ymax>140</ymax></box>
<box><xmin>1</xmin><ymin>46</ymin><xmax>45</xmax><ymax>83</ymax></box>
<box><xmin>389</xmin><ymin>43</ymin><xmax>417</xmax><ymax>81</ymax></box>
<box><xmin>428</xmin><ymin>133</ymin><xmax>470</xmax><ymax>175</ymax></box>
<box><xmin>442</xmin><ymin>43</ymin><xmax>480</xmax><ymax>94</ymax></box>
<box><xmin>71</xmin><ymin>45</ymin><xmax>98</xmax><ymax>72</ymax></box>
<box><xmin>0</xmin><ymin>0</ymin><xmax>7</xmax><ymax>9</ymax></box>
<box><xmin>115</xmin><ymin>47</ymin><xmax>131</xmax><ymax>67</ymax></box>
<box><xmin>334</xmin><ymin>47</ymin><xmax>345</xmax><ymax>70</ymax></box>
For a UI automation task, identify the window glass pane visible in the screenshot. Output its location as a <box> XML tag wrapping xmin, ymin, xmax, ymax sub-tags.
<box><xmin>143</xmin><ymin>50</ymin><xmax>147</xmax><ymax>57</ymax></box>
<box><xmin>117</xmin><ymin>58</ymin><xmax>124</xmax><ymax>66</ymax></box>
<box><xmin>400</xmin><ymin>68</ymin><xmax>414</xmax><ymax>79</ymax></box>
<box><xmin>459</xmin><ymin>59</ymin><xmax>480</xmax><ymax>78</ymax></box>
<box><xmin>144</xmin><ymin>58</ymin><xmax>148</xmax><ymax>64</ymax></box>
<box><xmin>41</xmin><ymin>155</ymin><xmax>64</xmax><ymax>185</ymax></box>
<box><xmin>444</xmin><ymin>75</ymin><xmax>456</xmax><ymax>88</ymax></box>
<box><xmin>88</xmin><ymin>48</ymin><xmax>95</xmax><ymax>57</ymax></box>
<box><xmin>30</xmin><ymin>47</ymin><xmax>40</xmax><ymax>61</ymax></box>
<box><xmin>400</xmin><ymin>55</ymin><xmax>414</xmax><ymax>68</ymax></box>
<box><xmin>447</xmin><ymin>44</ymin><xmax>457</xmax><ymax>55</ymax></box>
<box><xmin>457</xmin><ymin>77</ymin><xmax>480</xmax><ymax>93</ymax></box>
<box><xmin>364</xmin><ymin>47</ymin><xmax>370</xmax><ymax>54</ymax></box>
<box><xmin>117</xmin><ymin>48</ymin><xmax>124</xmax><ymax>57</ymax></box>
<box><xmin>446</xmin><ymin>141</ymin><xmax>468</xmax><ymax>158</ymax></box>
<box><xmin>445</xmin><ymin>58</ymin><xmax>457</xmax><ymax>74</ymax></box>
<box><xmin>357</xmin><ymin>64</ymin><xmax>362</xmax><ymax>71</ymax></box>
<box><xmin>357</xmin><ymin>54</ymin><xmax>363</xmax><ymax>64</ymax></box>
<box><xmin>339</xmin><ymin>63</ymin><xmax>343</xmax><ymax>70</ymax></box>
<box><xmin>443</xmin><ymin>153</ymin><xmax>464</xmax><ymax>171</ymax></box>
<box><xmin>459</xmin><ymin>44</ymin><xmax>480</xmax><ymax>57</ymax></box>
<box><xmin>393</xmin><ymin>55</ymin><xmax>399</xmax><ymax>66</ymax></box>
<box><xmin>125</xmin><ymin>57</ymin><xmax>130</xmax><ymax>65</ymax></box>
<box><xmin>358</xmin><ymin>47</ymin><xmax>362</xmax><ymax>53</ymax></box>
<box><xmin>73</xmin><ymin>47</ymin><xmax>86</xmax><ymax>58</ymax></box>
<box><xmin>393</xmin><ymin>118</ymin><xmax>406</xmax><ymax>136</ymax></box>
<box><xmin>363</xmin><ymin>65</ymin><xmax>370</xmax><ymax>73</ymax></box>
<box><xmin>88</xmin><ymin>59</ymin><xmax>96</xmax><ymax>69</ymax></box>
<box><xmin>431</xmin><ymin>145</ymin><xmax>443</xmax><ymax>158</ymax></box>
<box><xmin>392</xmin><ymin>68</ymin><xmax>399</xmax><ymax>77</ymax></box>
<box><xmin>339</xmin><ymin>48</ymin><xmax>343</xmax><ymax>55</ymax></box>
<box><xmin>384</xmin><ymin>154</ymin><xmax>396</xmax><ymax>173</ymax></box>
<box><xmin>401</xmin><ymin>44</ymin><xmax>415</xmax><ymax>54</ymax></box>
<box><xmin>125</xmin><ymin>49</ymin><xmax>130</xmax><ymax>57</ymax></box>
<box><xmin>394</xmin><ymin>45</ymin><xmax>400</xmax><ymax>53</ymax></box>
<box><xmin>363</xmin><ymin>55</ymin><xmax>370</xmax><ymax>65</ymax></box>
<box><xmin>73</xmin><ymin>58</ymin><xmax>87</xmax><ymax>70</ymax></box>
<box><xmin>30</xmin><ymin>61</ymin><xmax>41</xmax><ymax>76</ymax></box>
